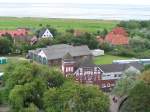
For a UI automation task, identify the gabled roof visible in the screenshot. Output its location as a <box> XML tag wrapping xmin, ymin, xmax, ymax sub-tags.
<box><xmin>98</xmin><ymin>62</ymin><xmax>143</xmax><ymax>73</ymax></box>
<box><xmin>63</xmin><ymin>52</ymin><xmax>73</xmax><ymax>60</ymax></box>
<box><xmin>111</xmin><ymin>27</ymin><xmax>128</xmax><ymax>36</ymax></box>
<box><xmin>34</xmin><ymin>44</ymin><xmax>91</xmax><ymax>60</ymax></box>
<box><xmin>38</xmin><ymin>28</ymin><xmax>53</xmax><ymax>37</ymax></box>
<box><xmin>105</xmin><ymin>33</ymin><xmax>129</xmax><ymax>45</ymax></box>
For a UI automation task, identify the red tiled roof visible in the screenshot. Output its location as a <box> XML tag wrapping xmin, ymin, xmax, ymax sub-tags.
<box><xmin>97</xmin><ymin>27</ymin><xmax>129</xmax><ymax>45</ymax></box>
<box><xmin>105</xmin><ymin>34</ymin><xmax>129</xmax><ymax>45</ymax></box>
<box><xmin>0</xmin><ymin>28</ymin><xmax>28</xmax><ymax>38</ymax></box>
<box><xmin>111</xmin><ymin>27</ymin><xmax>128</xmax><ymax>36</ymax></box>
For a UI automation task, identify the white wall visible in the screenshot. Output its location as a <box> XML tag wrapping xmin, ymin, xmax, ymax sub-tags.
<box><xmin>42</xmin><ymin>29</ymin><xmax>53</xmax><ymax>38</ymax></box>
<box><xmin>102</xmin><ymin>72</ymin><xmax>122</xmax><ymax>80</ymax></box>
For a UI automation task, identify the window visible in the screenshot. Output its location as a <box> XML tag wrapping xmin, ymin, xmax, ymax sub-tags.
<box><xmin>66</xmin><ymin>67</ymin><xmax>68</xmax><ymax>72</ymax></box>
<box><xmin>70</xmin><ymin>67</ymin><xmax>73</xmax><ymax>72</ymax></box>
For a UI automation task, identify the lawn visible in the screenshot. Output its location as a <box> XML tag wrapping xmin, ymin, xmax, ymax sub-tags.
<box><xmin>0</xmin><ymin>56</ymin><xmax>26</xmax><ymax>72</ymax></box>
<box><xmin>0</xmin><ymin>17</ymin><xmax>118</xmax><ymax>32</ymax></box>
<box><xmin>93</xmin><ymin>54</ymin><xmax>130</xmax><ymax>65</ymax></box>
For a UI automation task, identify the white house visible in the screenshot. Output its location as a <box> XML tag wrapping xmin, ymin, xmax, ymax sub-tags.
<box><xmin>39</xmin><ymin>28</ymin><xmax>53</xmax><ymax>39</ymax></box>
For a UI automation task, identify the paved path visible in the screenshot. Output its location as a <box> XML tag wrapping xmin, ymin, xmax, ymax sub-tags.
<box><xmin>0</xmin><ymin>105</ymin><xmax>9</xmax><ymax>112</ymax></box>
<box><xmin>109</xmin><ymin>95</ymin><xmax>127</xmax><ymax>112</ymax></box>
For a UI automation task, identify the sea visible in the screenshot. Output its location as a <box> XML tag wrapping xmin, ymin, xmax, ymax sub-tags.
<box><xmin>0</xmin><ymin>3</ymin><xmax>150</xmax><ymax>20</ymax></box>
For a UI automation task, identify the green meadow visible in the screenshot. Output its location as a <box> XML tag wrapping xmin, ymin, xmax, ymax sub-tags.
<box><xmin>0</xmin><ymin>17</ymin><xmax>118</xmax><ymax>32</ymax></box>
<box><xmin>94</xmin><ymin>54</ymin><xmax>130</xmax><ymax>65</ymax></box>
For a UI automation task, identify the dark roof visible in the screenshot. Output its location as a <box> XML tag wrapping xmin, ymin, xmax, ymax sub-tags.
<box><xmin>79</xmin><ymin>57</ymin><xmax>95</xmax><ymax>67</ymax></box>
<box><xmin>99</xmin><ymin>62</ymin><xmax>143</xmax><ymax>73</ymax></box>
<box><xmin>99</xmin><ymin>64</ymin><xmax>125</xmax><ymax>73</ymax></box>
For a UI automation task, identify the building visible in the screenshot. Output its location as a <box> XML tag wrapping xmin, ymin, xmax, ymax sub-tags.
<box><xmin>0</xmin><ymin>28</ymin><xmax>28</xmax><ymax>37</ymax></box>
<box><xmin>28</xmin><ymin>44</ymin><xmax>92</xmax><ymax>67</ymax></box>
<box><xmin>97</xmin><ymin>27</ymin><xmax>129</xmax><ymax>45</ymax></box>
<box><xmin>62</xmin><ymin>60</ymin><xmax>143</xmax><ymax>91</ymax></box>
<box><xmin>98</xmin><ymin>62</ymin><xmax>143</xmax><ymax>91</ymax></box>
<box><xmin>38</xmin><ymin>28</ymin><xmax>53</xmax><ymax>38</ymax></box>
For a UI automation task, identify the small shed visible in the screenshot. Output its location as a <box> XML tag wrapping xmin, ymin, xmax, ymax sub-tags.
<box><xmin>91</xmin><ymin>49</ymin><xmax>104</xmax><ymax>57</ymax></box>
<box><xmin>0</xmin><ymin>57</ymin><xmax>7</xmax><ymax>64</ymax></box>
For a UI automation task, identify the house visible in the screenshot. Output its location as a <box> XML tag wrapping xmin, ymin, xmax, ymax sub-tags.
<box><xmin>0</xmin><ymin>28</ymin><xmax>28</xmax><ymax>38</ymax></box>
<box><xmin>62</xmin><ymin>60</ymin><xmax>143</xmax><ymax>91</ymax></box>
<box><xmin>38</xmin><ymin>28</ymin><xmax>53</xmax><ymax>38</ymax></box>
<box><xmin>98</xmin><ymin>62</ymin><xmax>143</xmax><ymax>91</ymax></box>
<box><xmin>97</xmin><ymin>27</ymin><xmax>129</xmax><ymax>45</ymax></box>
<box><xmin>28</xmin><ymin>44</ymin><xmax>92</xmax><ymax>67</ymax></box>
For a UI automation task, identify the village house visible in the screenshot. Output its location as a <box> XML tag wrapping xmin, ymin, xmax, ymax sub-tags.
<box><xmin>28</xmin><ymin>44</ymin><xmax>143</xmax><ymax>91</ymax></box>
<box><xmin>28</xmin><ymin>44</ymin><xmax>92</xmax><ymax>66</ymax></box>
<box><xmin>0</xmin><ymin>28</ymin><xmax>28</xmax><ymax>38</ymax></box>
<box><xmin>62</xmin><ymin>59</ymin><xmax>143</xmax><ymax>91</ymax></box>
<box><xmin>38</xmin><ymin>28</ymin><xmax>53</xmax><ymax>38</ymax></box>
<box><xmin>97</xmin><ymin>27</ymin><xmax>129</xmax><ymax>45</ymax></box>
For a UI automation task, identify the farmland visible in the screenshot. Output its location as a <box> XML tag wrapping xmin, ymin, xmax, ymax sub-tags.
<box><xmin>0</xmin><ymin>17</ymin><xmax>118</xmax><ymax>32</ymax></box>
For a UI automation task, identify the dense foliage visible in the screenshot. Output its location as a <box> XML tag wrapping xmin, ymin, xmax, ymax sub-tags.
<box><xmin>0</xmin><ymin>37</ymin><xmax>13</xmax><ymax>54</ymax></box>
<box><xmin>115</xmin><ymin>20</ymin><xmax>150</xmax><ymax>58</ymax></box>
<box><xmin>0</xmin><ymin>61</ymin><xmax>109</xmax><ymax>112</ymax></box>
<box><xmin>119</xmin><ymin>68</ymin><xmax>150</xmax><ymax>112</ymax></box>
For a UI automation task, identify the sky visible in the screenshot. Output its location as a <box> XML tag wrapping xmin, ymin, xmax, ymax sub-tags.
<box><xmin>0</xmin><ymin>0</ymin><xmax>150</xmax><ymax>5</ymax></box>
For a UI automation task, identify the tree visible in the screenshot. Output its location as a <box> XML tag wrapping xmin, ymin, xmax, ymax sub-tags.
<box><xmin>43</xmin><ymin>82</ymin><xmax>109</xmax><ymax>112</ymax></box>
<box><xmin>139</xmin><ymin>70</ymin><xmax>150</xmax><ymax>84</ymax></box>
<box><xmin>120</xmin><ymin>70</ymin><xmax>150</xmax><ymax>112</ymax></box>
<box><xmin>4</xmin><ymin>61</ymin><xmax>109</xmax><ymax>112</ymax></box>
<box><xmin>0</xmin><ymin>37</ymin><xmax>13</xmax><ymax>54</ymax></box>
<box><xmin>112</xmin><ymin>69</ymin><xmax>140</xmax><ymax>97</ymax></box>
<box><xmin>120</xmin><ymin>81</ymin><xmax>150</xmax><ymax>112</ymax></box>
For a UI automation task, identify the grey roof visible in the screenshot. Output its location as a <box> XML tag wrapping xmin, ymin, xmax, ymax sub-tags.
<box><xmin>98</xmin><ymin>62</ymin><xmax>143</xmax><ymax>73</ymax></box>
<box><xmin>39</xmin><ymin>28</ymin><xmax>47</xmax><ymax>37</ymax></box>
<box><xmin>32</xmin><ymin>44</ymin><xmax>91</xmax><ymax>60</ymax></box>
<box><xmin>79</xmin><ymin>57</ymin><xmax>95</xmax><ymax>67</ymax></box>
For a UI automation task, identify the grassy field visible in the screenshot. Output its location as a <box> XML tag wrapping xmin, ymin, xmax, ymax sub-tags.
<box><xmin>0</xmin><ymin>17</ymin><xmax>118</xmax><ymax>32</ymax></box>
<box><xmin>94</xmin><ymin>54</ymin><xmax>130</xmax><ymax>65</ymax></box>
<box><xmin>0</xmin><ymin>56</ymin><xmax>26</xmax><ymax>72</ymax></box>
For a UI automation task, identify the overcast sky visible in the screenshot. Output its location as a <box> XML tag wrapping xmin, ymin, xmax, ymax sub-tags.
<box><xmin>0</xmin><ymin>0</ymin><xmax>150</xmax><ymax>5</ymax></box>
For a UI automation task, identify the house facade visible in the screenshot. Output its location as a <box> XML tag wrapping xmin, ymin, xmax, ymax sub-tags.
<box><xmin>39</xmin><ymin>28</ymin><xmax>53</xmax><ymax>38</ymax></box>
<box><xmin>62</xmin><ymin>60</ymin><xmax>143</xmax><ymax>91</ymax></box>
